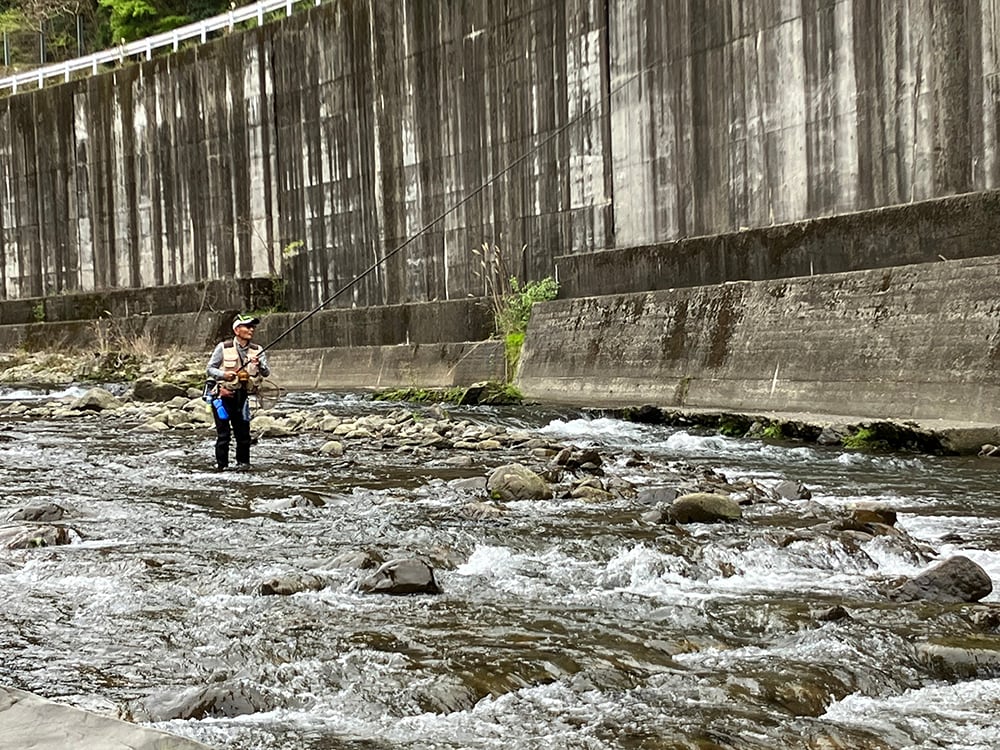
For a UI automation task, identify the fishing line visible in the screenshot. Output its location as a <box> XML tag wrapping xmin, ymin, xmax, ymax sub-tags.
<box><xmin>255</xmin><ymin>53</ymin><xmax>665</xmax><ymax>357</ymax></box>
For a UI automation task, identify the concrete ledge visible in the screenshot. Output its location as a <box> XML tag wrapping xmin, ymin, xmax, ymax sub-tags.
<box><xmin>517</xmin><ymin>255</ymin><xmax>1000</xmax><ymax>424</ymax></box>
<box><xmin>556</xmin><ymin>190</ymin><xmax>1000</xmax><ymax>298</ymax></box>
<box><xmin>0</xmin><ymin>686</ymin><xmax>209</xmax><ymax>750</ymax></box>
<box><xmin>268</xmin><ymin>341</ymin><xmax>506</xmax><ymax>390</ymax></box>
<box><xmin>0</xmin><ymin>299</ymin><xmax>494</xmax><ymax>354</ymax></box>
<box><xmin>0</xmin><ymin>278</ymin><xmax>276</xmax><ymax>325</ymax></box>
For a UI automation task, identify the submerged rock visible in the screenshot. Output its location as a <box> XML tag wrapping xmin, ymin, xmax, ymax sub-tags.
<box><xmin>123</xmin><ymin>680</ymin><xmax>269</xmax><ymax>722</ymax></box>
<box><xmin>257</xmin><ymin>573</ymin><xmax>327</xmax><ymax>596</ymax></box>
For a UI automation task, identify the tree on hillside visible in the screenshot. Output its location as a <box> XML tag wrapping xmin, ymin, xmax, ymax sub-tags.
<box><xmin>99</xmin><ymin>0</ymin><xmax>232</xmax><ymax>43</ymax></box>
<box><xmin>0</xmin><ymin>0</ymin><xmax>234</xmax><ymax>64</ymax></box>
<box><xmin>0</xmin><ymin>0</ymin><xmax>107</xmax><ymax>63</ymax></box>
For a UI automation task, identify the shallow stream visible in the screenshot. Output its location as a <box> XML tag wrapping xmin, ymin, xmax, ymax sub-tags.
<box><xmin>1</xmin><ymin>389</ymin><xmax>999</xmax><ymax>749</ymax></box>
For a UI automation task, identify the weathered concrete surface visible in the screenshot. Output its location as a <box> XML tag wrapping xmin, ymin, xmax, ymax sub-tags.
<box><xmin>0</xmin><ymin>298</ymin><xmax>493</xmax><ymax>353</ymax></box>
<box><xmin>517</xmin><ymin>255</ymin><xmax>1000</xmax><ymax>424</ymax></box>
<box><xmin>0</xmin><ymin>278</ymin><xmax>277</xmax><ymax>326</ymax></box>
<box><xmin>0</xmin><ymin>298</ymin><xmax>505</xmax><ymax>388</ymax></box>
<box><xmin>557</xmin><ymin>191</ymin><xmax>1000</xmax><ymax>298</ymax></box>
<box><xmin>0</xmin><ymin>685</ymin><xmax>210</xmax><ymax>750</ymax></box>
<box><xmin>3</xmin><ymin>1</ymin><xmax>1000</xmax><ymax>309</ymax></box>
<box><xmin>267</xmin><ymin>341</ymin><xmax>505</xmax><ymax>390</ymax></box>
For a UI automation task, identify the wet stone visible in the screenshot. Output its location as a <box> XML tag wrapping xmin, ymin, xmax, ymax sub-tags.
<box><xmin>7</xmin><ymin>503</ymin><xmax>65</xmax><ymax>522</ymax></box>
<box><xmin>357</xmin><ymin>557</ymin><xmax>440</xmax><ymax>595</ymax></box>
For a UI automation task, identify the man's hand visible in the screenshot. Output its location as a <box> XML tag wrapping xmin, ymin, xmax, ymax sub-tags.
<box><xmin>224</xmin><ymin>370</ymin><xmax>237</xmax><ymax>381</ymax></box>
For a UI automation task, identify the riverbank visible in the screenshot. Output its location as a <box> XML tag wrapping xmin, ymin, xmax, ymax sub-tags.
<box><xmin>2</xmin><ymin>348</ymin><xmax>999</xmax><ymax>456</ymax></box>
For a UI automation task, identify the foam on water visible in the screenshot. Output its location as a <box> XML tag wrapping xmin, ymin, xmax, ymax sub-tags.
<box><xmin>823</xmin><ymin>678</ymin><xmax>1000</xmax><ymax>749</ymax></box>
<box><xmin>0</xmin><ymin>385</ymin><xmax>88</xmax><ymax>401</ymax></box>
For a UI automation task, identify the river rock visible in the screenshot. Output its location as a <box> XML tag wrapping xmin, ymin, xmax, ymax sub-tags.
<box><xmin>486</xmin><ymin>463</ymin><xmax>551</xmax><ymax>501</ymax></box>
<box><xmin>668</xmin><ymin>492</ymin><xmax>743</xmax><ymax>524</ymax></box>
<box><xmin>319</xmin><ymin>440</ymin><xmax>344</xmax><ymax>456</ymax></box>
<box><xmin>460</xmin><ymin>501</ymin><xmax>505</xmax><ymax>520</ymax></box>
<box><xmin>848</xmin><ymin>501</ymin><xmax>897</xmax><ymax>526</ymax></box>
<box><xmin>0</xmin><ymin>524</ymin><xmax>74</xmax><ymax>549</ymax></box>
<box><xmin>71</xmin><ymin>388</ymin><xmax>121</xmax><ymax>412</ymax></box>
<box><xmin>554</xmin><ymin>447</ymin><xmax>603</xmax><ymax>470</ymax></box>
<box><xmin>132</xmin><ymin>377</ymin><xmax>188</xmax><ymax>401</ymax></box>
<box><xmin>6</xmin><ymin>503</ymin><xmax>65</xmax><ymax>522</ymax></box>
<box><xmin>357</xmin><ymin>557</ymin><xmax>440</xmax><ymax>595</ymax></box>
<box><xmin>257</xmin><ymin>573</ymin><xmax>326</xmax><ymax>596</ymax></box>
<box><xmin>323</xmin><ymin>548</ymin><xmax>386</xmax><ymax>570</ymax></box>
<box><xmin>637</xmin><ymin>487</ymin><xmax>677</xmax><ymax>506</ymax></box>
<box><xmin>773</xmin><ymin>480</ymin><xmax>812</xmax><ymax>500</ymax></box>
<box><xmin>124</xmin><ymin>680</ymin><xmax>269</xmax><ymax>722</ymax></box>
<box><xmin>893</xmin><ymin>555</ymin><xmax>993</xmax><ymax>603</ymax></box>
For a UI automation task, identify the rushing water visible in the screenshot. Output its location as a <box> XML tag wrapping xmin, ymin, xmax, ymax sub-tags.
<box><xmin>1</xmin><ymin>388</ymin><xmax>999</xmax><ymax>750</ymax></box>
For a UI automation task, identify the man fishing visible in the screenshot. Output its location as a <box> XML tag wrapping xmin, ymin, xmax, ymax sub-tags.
<box><xmin>206</xmin><ymin>313</ymin><xmax>271</xmax><ymax>471</ymax></box>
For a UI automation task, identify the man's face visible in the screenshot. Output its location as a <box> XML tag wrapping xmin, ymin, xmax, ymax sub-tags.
<box><xmin>235</xmin><ymin>324</ymin><xmax>256</xmax><ymax>340</ymax></box>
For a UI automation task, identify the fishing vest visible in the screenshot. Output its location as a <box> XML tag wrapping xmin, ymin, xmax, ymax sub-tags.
<box><xmin>221</xmin><ymin>339</ymin><xmax>264</xmax><ymax>393</ymax></box>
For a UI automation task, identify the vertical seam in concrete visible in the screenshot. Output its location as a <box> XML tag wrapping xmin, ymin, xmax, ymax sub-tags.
<box><xmin>600</xmin><ymin>0</ymin><xmax>615</xmax><ymax>249</ymax></box>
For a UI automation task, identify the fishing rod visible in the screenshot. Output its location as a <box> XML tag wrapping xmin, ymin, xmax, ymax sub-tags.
<box><xmin>252</xmin><ymin>59</ymin><xmax>659</xmax><ymax>360</ymax></box>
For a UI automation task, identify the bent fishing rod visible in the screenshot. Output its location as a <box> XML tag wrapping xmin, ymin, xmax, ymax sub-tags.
<box><xmin>249</xmin><ymin>58</ymin><xmax>668</xmax><ymax>361</ymax></box>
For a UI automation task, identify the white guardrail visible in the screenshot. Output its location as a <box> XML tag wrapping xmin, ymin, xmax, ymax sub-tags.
<box><xmin>0</xmin><ymin>0</ymin><xmax>324</xmax><ymax>95</ymax></box>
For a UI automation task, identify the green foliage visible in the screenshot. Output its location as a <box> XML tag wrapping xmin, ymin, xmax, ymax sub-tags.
<box><xmin>472</xmin><ymin>243</ymin><xmax>559</xmax><ymax>338</ymax></box>
<box><xmin>504</xmin><ymin>331</ymin><xmax>524</xmax><ymax>375</ymax></box>
<box><xmin>98</xmin><ymin>0</ymin><xmax>154</xmax><ymax>42</ymax></box>
<box><xmin>373</xmin><ymin>387</ymin><xmax>463</xmax><ymax>404</ymax></box>
<box><xmin>93</xmin><ymin>0</ymin><xmax>232</xmax><ymax>44</ymax></box>
<box><xmin>31</xmin><ymin>302</ymin><xmax>45</xmax><ymax>322</ymax></box>
<box><xmin>718</xmin><ymin>415</ymin><xmax>751</xmax><ymax>438</ymax></box>
<box><xmin>761</xmin><ymin>422</ymin><xmax>785</xmax><ymax>440</ymax></box>
<box><xmin>496</xmin><ymin>276</ymin><xmax>559</xmax><ymax>337</ymax></box>
<box><xmin>842</xmin><ymin>427</ymin><xmax>890</xmax><ymax>451</ymax></box>
<box><xmin>471</xmin><ymin>242</ymin><xmax>558</xmax><ymax>379</ymax></box>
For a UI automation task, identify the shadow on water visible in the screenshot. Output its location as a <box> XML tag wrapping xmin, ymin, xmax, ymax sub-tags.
<box><xmin>0</xmin><ymin>393</ymin><xmax>998</xmax><ymax>749</ymax></box>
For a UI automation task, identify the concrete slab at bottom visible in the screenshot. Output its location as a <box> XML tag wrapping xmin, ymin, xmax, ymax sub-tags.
<box><xmin>0</xmin><ymin>686</ymin><xmax>210</xmax><ymax>750</ymax></box>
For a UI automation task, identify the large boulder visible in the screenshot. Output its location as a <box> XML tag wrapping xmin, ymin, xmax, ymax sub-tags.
<box><xmin>486</xmin><ymin>463</ymin><xmax>551</xmax><ymax>502</ymax></box>
<box><xmin>668</xmin><ymin>492</ymin><xmax>742</xmax><ymax>524</ymax></box>
<box><xmin>71</xmin><ymin>388</ymin><xmax>121</xmax><ymax>412</ymax></box>
<box><xmin>357</xmin><ymin>558</ymin><xmax>440</xmax><ymax>595</ymax></box>
<box><xmin>132</xmin><ymin>378</ymin><xmax>188</xmax><ymax>402</ymax></box>
<box><xmin>893</xmin><ymin>556</ymin><xmax>993</xmax><ymax>603</ymax></box>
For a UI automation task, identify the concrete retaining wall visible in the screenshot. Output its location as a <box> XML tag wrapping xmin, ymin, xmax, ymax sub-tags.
<box><xmin>517</xmin><ymin>255</ymin><xmax>1000</xmax><ymax>423</ymax></box>
<box><xmin>557</xmin><ymin>191</ymin><xmax>1000</xmax><ymax>298</ymax></box>
<box><xmin>0</xmin><ymin>297</ymin><xmax>493</xmax><ymax>353</ymax></box>
<box><xmin>268</xmin><ymin>341</ymin><xmax>505</xmax><ymax>391</ymax></box>
<box><xmin>3</xmin><ymin>1</ymin><xmax>1000</xmax><ymax>309</ymax></box>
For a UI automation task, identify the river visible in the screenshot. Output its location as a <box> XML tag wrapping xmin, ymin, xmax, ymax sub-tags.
<box><xmin>0</xmin><ymin>388</ymin><xmax>998</xmax><ymax>749</ymax></box>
